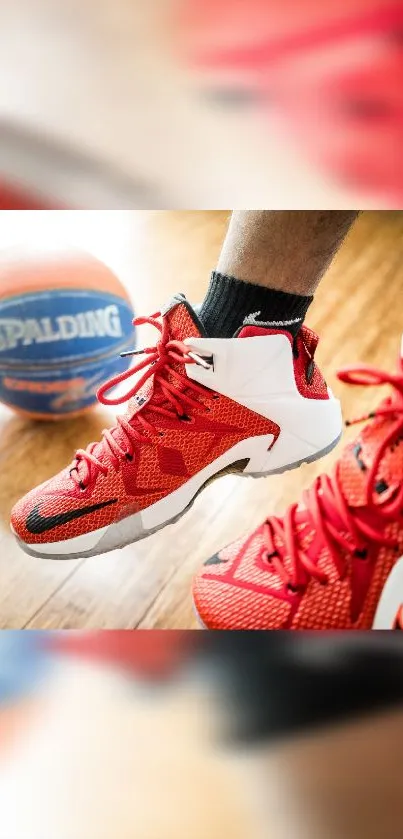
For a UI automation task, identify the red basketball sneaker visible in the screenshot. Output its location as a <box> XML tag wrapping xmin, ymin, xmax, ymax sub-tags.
<box><xmin>194</xmin><ymin>343</ymin><xmax>403</xmax><ymax>630</ymax></box>
<box><xmin>11</xmin><ymin>294</ymin><xmax>341</xmax><ymax>560</ymax></box>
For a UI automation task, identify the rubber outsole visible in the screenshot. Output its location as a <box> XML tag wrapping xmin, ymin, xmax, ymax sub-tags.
<box><xmin>192</xmin><ymin>598</ymin><xmax>208</xmax><ymax>630</ymax></box>
<box><xmin>13</xmin><ymin>432</ymin><xmax>342</xmax><ymax>561</ymax></box>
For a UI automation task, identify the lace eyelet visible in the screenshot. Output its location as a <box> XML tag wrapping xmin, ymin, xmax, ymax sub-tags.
<box><xmin>125</xmin><ymin>452</ymin><xmax>134</xmax><ymax>462</ymax></box>
<box><xmin>354</xmin><ymin>548</ymin><xmax>368</xmax><ymax>560</ymax></box>
<box><xmin>159</xmin><ymin>431</ymin><xmax>165</xmax><ymax>438</ymax></box>
<box><xmin>212</xmin><ymin>394</ymin><xmax>219</xmax><ymax>400</ymax></box>
<box><xmin>178</xmin><ymin>414</ymin><xmax>193</xmax><ymax>423</ymax></box>
<box><xmin>79</xmin><ymin>481</ymin><xmax>87</xmax><ymax>492</ymax></box>
<box><xmin>286</xmin><ymin>583</ymin><xmax>300</xmax><ymax>594</ymax></box>
<box><xmin>263</xmin><ymin>550</ymin><xmax>278</xmax><ymax>565</ymax></box>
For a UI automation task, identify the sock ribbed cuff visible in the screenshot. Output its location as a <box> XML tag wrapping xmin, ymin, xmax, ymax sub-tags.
<box><xmin>199</xmin><ymin>271</ymin><xmax>313</xmax><ymax>338</ymax></box>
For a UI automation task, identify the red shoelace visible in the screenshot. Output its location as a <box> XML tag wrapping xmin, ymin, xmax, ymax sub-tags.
<box><xmin>70</xmin><ymin>312</ymin><xmax>214</xmax><ymax>489</ymax></box>
<box><xmin>262</xmin><ymin>363</ymin><xmax>403</xmax><ymax>593</ymax></box>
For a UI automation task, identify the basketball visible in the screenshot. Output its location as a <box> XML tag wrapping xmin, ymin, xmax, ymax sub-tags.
<box><xmin>0</xmin><ymin>248</ymin><xmax>135</xmax><ymax>420</ymax></box>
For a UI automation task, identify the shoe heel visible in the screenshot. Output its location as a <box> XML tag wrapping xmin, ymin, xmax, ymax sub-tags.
<box><xmin>244</xmin><ymin>431</ymin><xmax>342</xmax><ymax>477</ymax></box>
<box><xmin>243</xmin><ymin>396</ymin><xmax>343</xmax><ymax>476</ymax></box>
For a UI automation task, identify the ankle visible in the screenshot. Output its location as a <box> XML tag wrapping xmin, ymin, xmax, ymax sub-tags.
<box><xmin>199</xmin><ymin>272</ymin><xmax>313</xmax><ymax>339</ymax></box>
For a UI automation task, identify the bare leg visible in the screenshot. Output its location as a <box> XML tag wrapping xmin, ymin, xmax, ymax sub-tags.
<box><xmin>200</xmin><ymin>210</ymin><xmax>359</xmax><ymax>337</ymax></box>
<box><xmin>217</xmin><ymin>211</ymin><xmax>359</xmax><ymax>294</ymax></box>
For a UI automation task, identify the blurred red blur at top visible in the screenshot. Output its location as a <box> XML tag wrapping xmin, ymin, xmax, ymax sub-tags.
<box><xmin>179</xmin><ymin>0</ymin><xmax>403</xmax><ymax>204</ymax></box>
<box><xmin>0</xmin><ymin>181</ymin><xmax>57</xmax><ymax>210</ymax></box>
<box><xmin>51</xmin><ymin>631</ymin><xmax>192</xmax><ymax>680</ymax></box>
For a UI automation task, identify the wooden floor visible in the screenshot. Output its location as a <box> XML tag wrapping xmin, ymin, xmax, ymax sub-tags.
<box><xmin>0</xmin><ymin>209</ymin><xmax>402</xmax><ymax>629</ymax></box>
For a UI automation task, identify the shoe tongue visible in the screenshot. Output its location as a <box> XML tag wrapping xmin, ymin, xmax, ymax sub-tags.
<box><xmin>125</xmin><ymin>295</ymin><xmax>203</xmax><ymax>415</ymax></box>
<box><xmin>159</xmin><ymin>293</ymin><xmax>205</xmax><ymax>343</ymax></box>
<box><xmin>75</xmin><ymin>296</ymin><xmax>204</xmax><ymax>479</ymax></box>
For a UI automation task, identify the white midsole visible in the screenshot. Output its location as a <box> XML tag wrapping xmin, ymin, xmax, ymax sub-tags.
<box><xmin>372</xmin><ymin>557</ymin><xmax>403</xmax><ymax>629</ymax></box>
<box><xmin>25</xmin><ymin>409</ymin><xmax>341</xmax><ymax>556</ymax></box>
<box><xmin>26</xmin><ymin>433</ymin><xmax>274</xmax><ymax>555</ymax></box>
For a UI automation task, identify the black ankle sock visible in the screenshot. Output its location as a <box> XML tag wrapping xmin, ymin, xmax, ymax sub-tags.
<box><xmin>199</xmin><ymin>271</ymin><xmax>313</xmax><ymax>339</ymax></box>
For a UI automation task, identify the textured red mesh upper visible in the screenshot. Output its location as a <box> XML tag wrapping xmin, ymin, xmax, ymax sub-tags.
<box><xmin>293</xmin><ymin>326</ymin><xmax>329</xmax><ymax>400</ymax></box>
<box><xmin>12</xmin><ymin>301</ymin><xmax>284</xmax><ymax>545</ymax></box>
<box><xmin>194</xmin><ymin>396</ymin><xmax>403</xmax><ymax>630</ymax></box>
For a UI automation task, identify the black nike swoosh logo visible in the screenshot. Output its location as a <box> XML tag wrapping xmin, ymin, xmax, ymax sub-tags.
<box><xmin>26</xmin><ymin>499</ymin><xmax>118</xmax><ymax>535</ymax></box>
<box><xmin>204</xmin><ymin>553</ymin><xmax>228</xmax><ymax>567</ymax></box>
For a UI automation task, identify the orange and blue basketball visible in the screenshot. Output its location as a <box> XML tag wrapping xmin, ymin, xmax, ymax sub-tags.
<box><xmin>0</xmin><ymin>248</ymin><xmax>135</xmax><ymax>420</ymax></box>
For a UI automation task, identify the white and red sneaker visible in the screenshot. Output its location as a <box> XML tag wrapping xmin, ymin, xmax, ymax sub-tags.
<box><xmin>11</xmin><ymin>294</ymin><xmax>341</xmax><ymax>560</ymax></box>
<box><xmin>194</xmin><ymin>342</ymin><xmax>403</xmax><ymax>630</ymax></box>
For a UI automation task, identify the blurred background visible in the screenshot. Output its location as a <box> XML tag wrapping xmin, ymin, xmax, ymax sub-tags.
<box><xmin>0</xmin><ymin>0</ymin><xmax>402</xmax><ymax>208</ymax></box>
<box><xmin>1</xmin><ymin>631</ymin><xmax>403</xmax><ymax>839</ymax></box>
<box><xmin>0</xmin><ymin>209</ymin><xmax>402</xmax><ymax>629</ymax></box>
<box><xmin>0</xmin><ymin>631</ymin><xmax>252</xmax><ymax>839</ymax></box>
